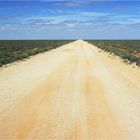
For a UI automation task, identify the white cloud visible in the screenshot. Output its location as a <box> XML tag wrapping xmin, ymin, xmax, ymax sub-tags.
<box><xmin>79</xmin><ymin>11</ymin><xmax>110</xmax><ymax>17</ymax></box>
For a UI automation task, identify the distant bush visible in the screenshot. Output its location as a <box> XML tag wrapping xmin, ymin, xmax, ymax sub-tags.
<box><xmin>0</xmin><ymin>40</ymin><xmax>73</xmax><ymax>66</ymax></box>
<box><xmin>86</xmin><ymin>40</ymin><xmax>140</xmax><ymax>66</ymax></box>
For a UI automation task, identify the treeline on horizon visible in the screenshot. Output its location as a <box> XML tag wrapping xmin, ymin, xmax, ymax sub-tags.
<box><xmin>86</xmin><ymin>40</ymin><xmax>140</xmax><ymax>66</ymax></box>
<box><xmin>0</xmin><ymin>40</ymin><xmax>73</xmax><ymax>67</ymax></box>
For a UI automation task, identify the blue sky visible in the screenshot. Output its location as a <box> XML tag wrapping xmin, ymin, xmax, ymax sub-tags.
<box><xmin>0</xmin><ymin>0</ymin><xmax>140</xmax><ymax>39</ymax></box>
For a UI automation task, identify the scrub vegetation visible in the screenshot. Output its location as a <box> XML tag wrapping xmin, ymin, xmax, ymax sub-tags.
<box><xmin>0</xmin><ymin>40</ymin><xmax>73</xmax><ymax>66</ymax></box>
<box><xmin>87</xmin><ymin>40</ymin><xmax>140</xmax><ymax>66</ymax></box>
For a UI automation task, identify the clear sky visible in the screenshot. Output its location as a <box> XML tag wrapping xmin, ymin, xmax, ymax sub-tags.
<box><xmin>0</xmin><ymin>0</ymin><xmax>140</xmax><ymax>40</ymax></box>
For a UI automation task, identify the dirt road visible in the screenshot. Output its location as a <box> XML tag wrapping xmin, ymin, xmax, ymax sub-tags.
<box><xmin>0</xmin><ymin>40</ymin><xmax>140</xmax><ymax>140</ymax></box>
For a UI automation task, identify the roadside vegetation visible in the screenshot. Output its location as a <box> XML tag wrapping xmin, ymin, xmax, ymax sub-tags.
<box><xmin>0</xmin><ymin>40</ymin><xmax>73</xmax><ymax>67</ymax></box>
<box><xmin>87</xmin><ymin>40</ymin><xmax>140</xmax><ymax>66</ymax></box>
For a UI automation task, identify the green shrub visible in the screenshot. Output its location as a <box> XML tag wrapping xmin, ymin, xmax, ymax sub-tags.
<box><xmin>86</xmin><ymin>40</ymin><xmax>140</xmax><ymax>67</ymax></box>
<box><xmin>0</xmin><ymin>40</ymin><xmax>73</xmax><ymax>66</ymax></box>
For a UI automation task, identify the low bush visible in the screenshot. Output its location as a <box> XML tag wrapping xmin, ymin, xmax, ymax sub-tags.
<box><xmin>86</xmin><ymin>40</ymin><xmax>140</xmax><ymax>66</ymax></box>
<box><xmin>0</xmin><ymin>40</ymin><xmax>73</xmax><ymax>66</ymax></box>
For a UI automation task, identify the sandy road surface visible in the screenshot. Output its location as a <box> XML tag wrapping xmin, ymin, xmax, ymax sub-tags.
<box><xmin>0</xmin><ymin>40</ymin><xmax>140</xmax><ymax>140</ymax></box>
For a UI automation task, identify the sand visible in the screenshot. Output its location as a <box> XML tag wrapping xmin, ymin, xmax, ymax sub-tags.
<box><xmin>0</xmin><ymin>40</ymin><xmax>140</xmax><ymax>139</ymax></box>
